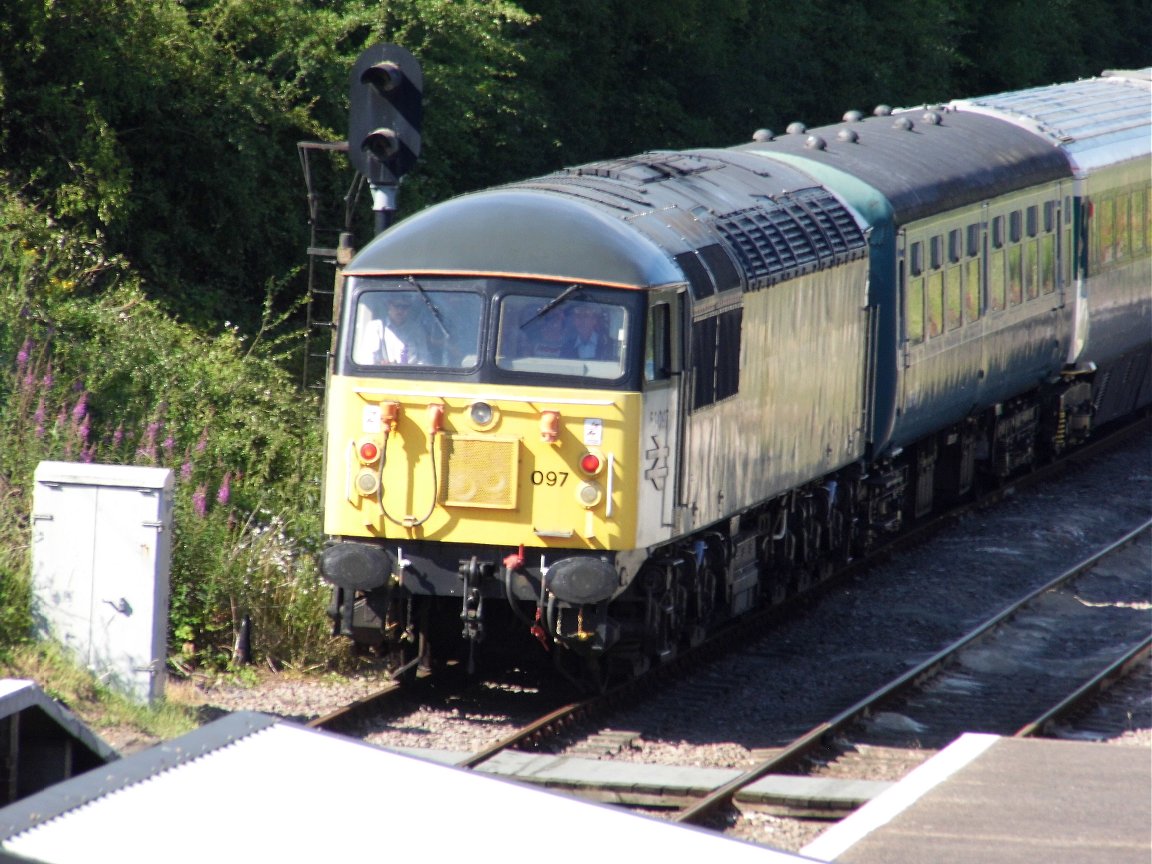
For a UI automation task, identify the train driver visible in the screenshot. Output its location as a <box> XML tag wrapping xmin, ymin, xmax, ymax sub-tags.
<box><xmin>353</xmin><ymin>294</ymin><xmax>428</xmax><ymax>365</ymax></box>
<box><xmin>561</xmin><ymin>303</ymin><xmax>618</xmax><ymax>361</ymax></box>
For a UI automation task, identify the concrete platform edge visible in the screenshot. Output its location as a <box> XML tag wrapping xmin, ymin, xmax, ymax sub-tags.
<box><xmin>799</xmin><ymin>733</ymin><xmax>1000</xmax><ymax>862</ymax></box>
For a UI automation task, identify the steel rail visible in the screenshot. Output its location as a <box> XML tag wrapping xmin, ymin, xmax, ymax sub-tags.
<box><xmin>306</xmin><ymin>681</ymin><xmax>404</xmax><ymax>731</ymax></box>
<box><xmin>1015</xmin><ymin>634</ymin><xmax>1152</xmax><ymax>738</ymax></box>
<box><xmin>454</xmin><ymin>699</ymin><xmax>587</xmax><ymax>768</ymax></box>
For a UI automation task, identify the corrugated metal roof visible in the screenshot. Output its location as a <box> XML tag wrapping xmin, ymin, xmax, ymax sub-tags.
<box><xmin>0</xmin><ymin>713</ymin><xmax>815</xmax><ymax>863</ymax></box>
<box><xmin>951</xmin><ymin>70</ymin><xmax>1152</xmax><ymax>173</ymax></box>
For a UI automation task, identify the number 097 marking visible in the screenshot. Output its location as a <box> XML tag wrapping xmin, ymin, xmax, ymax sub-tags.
<box><xmin>531</xmin><ymin>470</ymin><xmax>569</xmax><ymax>487</ymax></box>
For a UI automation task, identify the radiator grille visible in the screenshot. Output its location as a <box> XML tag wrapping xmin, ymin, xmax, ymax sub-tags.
<box><xmin>441</xmin><ymin>435</ymin><xmax>519</xmax><ymax>509</ymax></box>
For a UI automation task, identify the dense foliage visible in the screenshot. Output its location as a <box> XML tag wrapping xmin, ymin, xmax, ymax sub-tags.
<box><xmin>0</xmin><ymin>0</ymin><xmax>1148</xmax><ymax>674</ymax></box>
<box><xmin>0</xmin><ymin>191</ymin><xmax>330</xmax><ymax>668</ymax></box>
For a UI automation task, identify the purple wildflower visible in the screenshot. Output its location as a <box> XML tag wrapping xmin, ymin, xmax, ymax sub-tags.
<box><xmin>192</xmin><ymin>484</ymin><xmax>208</xmax><ymax>518</ymax></box>
<box><xmin>71</xmin><ymin>392</ymin><xmax>88</xmax><ymax>424</ymax></box>
<box><xmin>112</xmin><ymin>423</ymin><xmax>124</xmax><ymax>448</ymax></box>
<box><xmin>216</xmin><ymin>472</ymin><xmax>231</xmax><ymax>506</ymax></box>
<box><xmin>195</xmin><ymin>429</ymin><xmax>208</xmax><ymax>454</ymax></box>
<box><xmin>180</xmin><ymin>460</ymin><xmax>193</xmax><ymax>481</ymax></box>
<box><xmin>16</xmin><ymin>339</ymin><xmax>31</xmax><ymax>371</ymax></box>
<box><xmin>40</xmin><ymin>368</ymin><xmax>53</xmax><ymax>390</ymax></box>
<box><xmin>138</xmin><ymin>420</ymin><xmax>160</xmax><ymax>462</ymax></box>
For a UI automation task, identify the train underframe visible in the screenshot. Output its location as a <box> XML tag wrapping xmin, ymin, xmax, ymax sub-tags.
<box><xmin>325</xmin><ymin>370</ymin><xmax>1103</xmax><ymax>688</ymax></box>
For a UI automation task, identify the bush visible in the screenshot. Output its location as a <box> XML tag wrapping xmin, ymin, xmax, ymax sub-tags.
<box><xmin>0</xmin><ymin>190</ymin><xmax>338</xmax><ymax>670</ymax></box>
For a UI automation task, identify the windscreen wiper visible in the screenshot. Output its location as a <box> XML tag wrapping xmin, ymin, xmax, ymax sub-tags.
<box><xmin>520</xmin><ymin>283</ymin><xmax>581</xmax><ymax>329</ymax></box>
<box><xmin>406</xmin><ymin>276</ymin><xmax>450</xmax><ymax>338</ymax></box>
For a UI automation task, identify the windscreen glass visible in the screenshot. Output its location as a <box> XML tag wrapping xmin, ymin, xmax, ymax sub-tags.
<box><xmin>495</xmin><ymin>293</ymin><xmax>630</xmax><ymax>380</ymax></box>
<box><xmin>351</xmin><ymin>287</ymin><xmax>483</xmax><ymax>369</ymax></box>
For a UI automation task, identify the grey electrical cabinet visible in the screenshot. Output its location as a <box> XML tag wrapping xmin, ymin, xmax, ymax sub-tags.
<box><xmin>31</xmin><ymin>462</ymin><xmax>173</xmax><ymax>704</ymax></box>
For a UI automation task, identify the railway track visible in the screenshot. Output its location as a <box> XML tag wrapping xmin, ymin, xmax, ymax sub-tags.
<box><xmin>337</xmin><ymin>519</ymin><xmax>1149</xmax><ymax>834</ymax></box>
<box><xmin>673</xmin><ymin>519</ymin><xmax>1152</xmax><ymax>825</ymax></box>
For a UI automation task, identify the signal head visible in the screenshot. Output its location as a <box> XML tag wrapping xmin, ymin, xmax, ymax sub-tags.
<box><xmin>363</xmin><ymin>128</ymin><xmax>401</xmax><ymax>163</ymax></box>
<box><xmin>361</xmin><ymin>61</ymin><xmax>402</xmax><ymax>94</ymax></box>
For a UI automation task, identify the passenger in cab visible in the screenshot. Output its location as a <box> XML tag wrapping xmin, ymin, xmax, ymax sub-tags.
<box><xmin>561</xmin><ymin>304</ymin><xmax>617</xmax><ymax>361</ymax></box>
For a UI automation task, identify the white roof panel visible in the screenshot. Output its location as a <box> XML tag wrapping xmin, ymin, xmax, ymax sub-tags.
<box><xmin>950</xmin><ymin>70</ymin><xmax>1152</xmax><ymax>174</ymax></box>
<box><xmin>0</xmin><ymin>713</ymin><xmax>816</xmax><ymax>863</ymax></box>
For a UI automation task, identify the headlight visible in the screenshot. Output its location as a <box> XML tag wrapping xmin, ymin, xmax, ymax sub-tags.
<box><xmin>577</xmin><ymin>481</ymin><xmax>602</xmax><ymax>507</ymax></box>
<box><xmin>354</xmin><ymin>469</ymin><xmax>380</xmax><ymax>496</ymax></box>
<box><xmin>469</xmin><ymin>401</ymin><xmax>498</xmax><ymax>429</ymax></box>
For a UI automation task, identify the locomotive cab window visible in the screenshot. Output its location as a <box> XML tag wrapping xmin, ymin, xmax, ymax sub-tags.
<box><xmin>496</xmin><ymin>292</ymin><xmax>630</xmax><ymax>380</ymax></box>
<box><xmin>645</xmin><ymin>302</ymin><xmax>672</xmax><ymax>382</ymax></box>
<box><xmin>351</xmin><ymin>287</ymin><xmax>483</xmax><ymax>369</ymax></box>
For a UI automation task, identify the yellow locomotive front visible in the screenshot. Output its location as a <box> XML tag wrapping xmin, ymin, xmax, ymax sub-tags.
<box><xmin>320</xmin><ymin>273</ymin><xmax>651</xmax><ymax>676</ymax></box>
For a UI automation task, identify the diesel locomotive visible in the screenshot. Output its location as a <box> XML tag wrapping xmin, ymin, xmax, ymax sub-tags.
<box><xmin>319</xmin><ymin>70</ymin><xmax>1152</xmax><ymax>685</ymax></box>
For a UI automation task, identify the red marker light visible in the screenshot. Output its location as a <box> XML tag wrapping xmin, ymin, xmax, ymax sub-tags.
<box><xmin>580</xmin><ymin>452</ymin><xmax>603</xmax><ymax>475</ymax></box>
<box><xmin>359</xmin><ymin>441</ymin><xmax>380</xmax><ymax>463</ymax></box>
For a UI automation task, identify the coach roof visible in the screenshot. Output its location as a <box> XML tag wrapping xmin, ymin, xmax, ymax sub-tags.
<box><xmin>734</xmin><ymin>107</ymin><xmax>1071</xmax><ymax>225</ymax></box>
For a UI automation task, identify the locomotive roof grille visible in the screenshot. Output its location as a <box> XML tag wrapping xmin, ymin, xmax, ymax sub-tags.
<box><xmin>716</xmin><ymin>188</ymin><xmax>865</xmax><ymax>290</ymax></box>
<box><xmin>512</xmin><ymin>176</ymin><xmax>649</xmax><ymax>211</ymax></box>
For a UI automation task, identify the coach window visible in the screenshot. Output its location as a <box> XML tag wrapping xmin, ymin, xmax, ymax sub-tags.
<box><xmin>1006</xmin><ymin>212</ymin><xmax>1023</xmax><ymax>306</ymax></box>
<box><xmin>1134</xmin><ymin>189</ymin><xmax>1148</xmax><ymax>254</ymax></box>
<box><xmin>964</xmin><ymin>224</ymin><xmax>981</xmax><ymax>322</ymax></box>
<box><xmin>1040</xmin><ymin>202</ymin><xmax>1057</xmax><ymax>294</ymax></box>
<box><xmin>1040</xmin><ymin>237</ymin><xmax>1056</xmax><ymax>295</ymax></box>
<box><xmin>989</xmin><ymin>216</ymin><xmax>1006</xmax><ymax>312</ymax></box>
<box><xmin>1117</xmin><ymin>193</ymin><xmax>1132</xmax><ymax>261</ymax></box>
<box><xmin>1023</xmin><ymin>208</ymin><xmax>1039</xmax><ymax>300</ymax></box>
<box><xmin>927</xmin><ymin>236</ymin><xmax>944</xmax><ymax>337</ymax></box>
<box><xmin>945</xmin><ymin>231</ymin><xmax>962</xmax><ymax>330</ymax></box>
<box><xmin>906</xmin><ymin>241</ymin><xmax>925</xmax><ymax>344</ymax></box>
<box><xmin>1144</xmin><ymin>187</ymin><xmax>1152</xmax><ymax>251</ymax></box>
<box><xmin>1096</xmin><ymin>196</ymin><xmax>1116</xmax><ymax>266</ymax></box>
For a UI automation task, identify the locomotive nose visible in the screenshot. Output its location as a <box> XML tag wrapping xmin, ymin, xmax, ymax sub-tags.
<box><xmin>320</xmin><ymin>541</ymin><xmax>394</xmax><ymax>592</ymax></box>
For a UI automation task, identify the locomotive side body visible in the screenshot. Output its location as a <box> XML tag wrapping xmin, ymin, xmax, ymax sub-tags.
<box><xmin>679</xmin><ymin>255</ymin><xmax>870</xmax><ymax>534</ymax></box>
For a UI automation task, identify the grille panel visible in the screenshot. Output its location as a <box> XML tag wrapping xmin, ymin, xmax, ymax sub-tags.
<box><xmin>715</xmin><ymin>188</ymin><xmax>865</xmax><ymax>291</ymax></box>
<box><xmin>442</xmin><ymin>435</ymin><xmax>519</xmax><ymax>509</ymax></box>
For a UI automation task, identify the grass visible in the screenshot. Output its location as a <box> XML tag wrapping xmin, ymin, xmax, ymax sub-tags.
<box><xmin>2</xmin><ymin>642</ymin><xmax>199</xmax><ymax>743</ymax></box>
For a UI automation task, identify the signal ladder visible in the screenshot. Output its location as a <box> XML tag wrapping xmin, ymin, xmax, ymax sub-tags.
<box><xmin>297</xmin><ymin>139</ymin><xmax>363</xmax><ymax>394</ymax></box>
